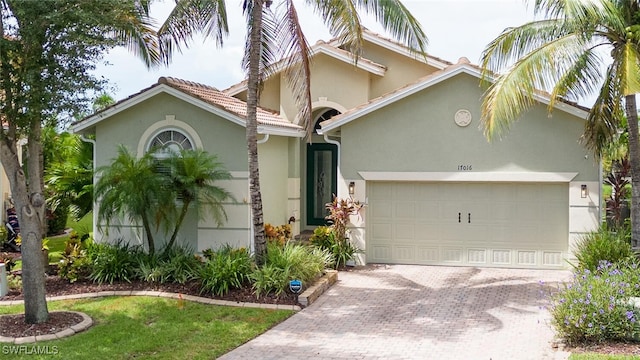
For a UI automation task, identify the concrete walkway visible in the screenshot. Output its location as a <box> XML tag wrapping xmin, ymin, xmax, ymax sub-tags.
<box><xmin>220</xmin><ymin>265</ymin><xmax>572</xmax><ymax>360</ymax></box>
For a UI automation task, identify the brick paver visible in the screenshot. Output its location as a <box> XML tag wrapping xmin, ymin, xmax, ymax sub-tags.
<box><xmin>220</xmin><ymin>265</ymin><xmax>572</xmax><ymax>360</ymax></box>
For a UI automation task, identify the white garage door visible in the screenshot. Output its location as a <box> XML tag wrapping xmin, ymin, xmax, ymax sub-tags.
<box><xmin>367</xmin><ymin>182</ymin><xmax>568</xmax><ymax>268</ymax></box>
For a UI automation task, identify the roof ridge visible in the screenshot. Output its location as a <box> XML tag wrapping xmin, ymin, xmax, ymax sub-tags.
<box><xmin>158</xmin><ymin>76</ymin><xmax>220</xmax><ymax>91</ymax></box>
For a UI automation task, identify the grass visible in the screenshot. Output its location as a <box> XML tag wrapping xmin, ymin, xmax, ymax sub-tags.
<box><xmin>570</xmin><ymin>354</ymin><xmax>640</xmax><ymax>359</ymax></box>
<box><xmin>46</xmin><ymin>212</ymin><xmax>93</xmax><ymax>265</ymax></box>
<box><xmin>0</xmin><ymin>296</ymin><xmax>293</xmax><ymax>359</ymax></box>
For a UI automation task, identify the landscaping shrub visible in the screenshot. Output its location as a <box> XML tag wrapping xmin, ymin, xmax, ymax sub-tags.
<box><xmin>251</xmin><ymin>242</ymin><xmax>332</xmax><ymax>297</ymax></box>
<box><xmin>134</xmin><ymin>246</ymin><xmax>202</xmax><ymax>284</ymax></box>
<box><xmin>310</xmin><ymin>226</ymin><xmax>358</xmax><ymax>269</ymax></box>
<box><xmin>573</xmin><ymin>227</ymin><xmax>636</xmax><ymax>272</ymax></box>
<box><xmin>265</xmin><ymin>223</ymin><xmax>292</xmax><ymax>246</ymax></box>
<box><xmin>199</xmin><ymin>245</ymin><xmax>253</xmax><ymax>296</ymax></box>
<box><xmin>58</xmin><ymin>237</ymin><xmax>92</xmax><ymax>283</ymax></box>
<box><xmin>88</xmin><ymin>241</ymin><xmax>142</xmax><ymax>284</ymax></box>
<box><xmin>159</xmin><ymin>246</ymin><xmax>202</xmax><ymax>284</ymax></box>
<box><xmin>550</xmin><ymin>259</ymin><xmax>640</xmax><ymax>344</ymax></box>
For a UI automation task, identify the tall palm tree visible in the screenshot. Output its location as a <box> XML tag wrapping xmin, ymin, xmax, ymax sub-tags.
<box><xmin>161</xmin><ymin>148</ymin><xmax>233</xmax><ymax>250</ymax></box>
<box><xmin>158</xmin><ymin>0</ymin><xmax>428</xmax><ymax>264</ymax></box>
<box><xmin>480</xmin><ymin>0</ymin><xmax>640</xmax><ymax>246</ymax></box>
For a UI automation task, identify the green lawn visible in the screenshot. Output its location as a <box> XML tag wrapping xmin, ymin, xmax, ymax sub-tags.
<box><xmin>570</xmin><ymin>354</ymin><xmax>640</xmax><ymax>359</ymax></box>
<box><xmin>0</xmin><ymin>296</ymin><xmax>293</xmax><ymax>359</ymax></box>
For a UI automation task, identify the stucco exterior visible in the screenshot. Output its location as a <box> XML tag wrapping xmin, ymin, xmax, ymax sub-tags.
<box><xmin>73</xmin><ymin>31</ymin><xmax>600</xmax><ymax>268</ymax></box>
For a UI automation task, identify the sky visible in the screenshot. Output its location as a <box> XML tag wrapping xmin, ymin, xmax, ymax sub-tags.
<box><xmin>96</xmin><ymin>0</ymin><xmax>536</xmax><ymax>101</ymax></box>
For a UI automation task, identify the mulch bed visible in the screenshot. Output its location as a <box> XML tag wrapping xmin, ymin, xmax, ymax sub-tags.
<box><xmin>0</xmin><ymin>311</ymin><xmax>84</xmax><ymax>338</ymax></box>
<box><xmin>568</xmin><ymin>341</ymin><xmax>640</xmax><ymax>355</ymax></box>
<box><xmin>2</xmin><ymin>272</ymin><xmax>298</xmax><ymax>306</ymax></box>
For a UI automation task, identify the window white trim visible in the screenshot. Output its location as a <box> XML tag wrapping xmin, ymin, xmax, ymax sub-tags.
<box><xmin>137</xmin><ymin>115</ymin><xmax>203</xmax><ymax>157</ymax></box>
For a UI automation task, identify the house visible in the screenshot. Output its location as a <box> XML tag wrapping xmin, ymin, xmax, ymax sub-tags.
<box><xmin>72</xmin><ymin>30</ymin><xmax>600</xmax><ymax>269</ymax></box>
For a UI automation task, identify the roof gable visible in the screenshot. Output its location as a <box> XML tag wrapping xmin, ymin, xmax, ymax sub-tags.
<box><xmin>318</xmin><ymin>58</ymin><xmax>590</xmax><ymax>133</ymax></box>
<box><xmin>222</xmin><ymin>41</ymin><xmax>388</xmax><ymax>96</ymax></box>
<box><xmin>72</xmin><ymin>77</ymin><xmax>303</xmax><ymax>137</ymax></box>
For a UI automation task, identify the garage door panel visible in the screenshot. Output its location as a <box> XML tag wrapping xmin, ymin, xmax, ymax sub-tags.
<box><xmin>369</xmin><ymin>200</ymin><xmax>393</xmax><ymax>220</ymax></box>
<box><xmin>367</xmin><ymin>182</ymin><xmax>568</xmax><ymax>269</ymax></box>
<box><xmin>371</xmin><ymin>222</ymin><xmax>392</xmax><ymax>240</ymax></box>
<box><xmin>394</xmin><ymin>223</ymin><xmax>415</xmax><ymax>240</ymax></box>
<box><xmin>395</xmin><ymin>201</ymin><xmax>416</xmax><ymax>219</ymax></box>
<box><xmin>394</xmin><ymin>183</ymin><xmax>416</xmax><ymax>200</ymax></box>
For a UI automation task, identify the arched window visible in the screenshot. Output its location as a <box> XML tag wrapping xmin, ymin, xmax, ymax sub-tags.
<box><xmin>148</xmin><ymin>129</ymin><xmax>193</xmax><ymax>158</ymax></box>
<box><xmin>314</xmin><ymin>109</ymin><xmax>341</xmax><ymax>133</ymax></box>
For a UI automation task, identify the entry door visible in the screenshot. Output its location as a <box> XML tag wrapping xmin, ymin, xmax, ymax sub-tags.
<box><xmin>306</xmin><ymin>143</ymin><xmax>337</xmax><ymax>225</ymax></box>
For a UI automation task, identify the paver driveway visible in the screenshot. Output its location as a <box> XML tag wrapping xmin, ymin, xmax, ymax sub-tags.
<box><xmin>220</xmin><ymin>265</ymin><xmax>572</xmax><ymax>360</ymax></box>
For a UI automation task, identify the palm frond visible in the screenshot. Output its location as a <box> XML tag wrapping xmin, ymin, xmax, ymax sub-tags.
<box><xmin>353</xmin><ymin>0</ymin><xmax>428</xmax><ymax>56</ymax></box>
<box><xmin>582</xmin><ymin>62</ymin><xmax>625</xmax><ymax>156</ymax></box>
<box><xmin>275</xmin><ymin>0</ymin><xmax>313</xmax><ymax>138</ymax></box>
<box><xmin>481</xmin><ymin>33</ymin><xmax>587</xmax><ymax>139</ymax></box>
<box><xmin>304</xmin><ymin>0</ymin><xmax>363</xmax><ymax>56</ymax></box>
<box><xmin>158</xmin><ymin>0</ymin><xmax>229</xmax><ymax>65</ymax></box>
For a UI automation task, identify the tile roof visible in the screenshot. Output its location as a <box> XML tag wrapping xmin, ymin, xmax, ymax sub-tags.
<box><xmin>158</xmin><ymin>77</ymin><xmax>300</xmax><ymax>130</ymax></box>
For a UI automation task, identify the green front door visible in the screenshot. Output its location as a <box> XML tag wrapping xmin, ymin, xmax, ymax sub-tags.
<box><xmin>306</xmin><ymin>143</ymin><xmax>337</xmax><ymax>226</ymax></box>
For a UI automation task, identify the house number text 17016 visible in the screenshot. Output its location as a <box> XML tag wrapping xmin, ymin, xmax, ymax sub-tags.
<box><xmin>457</xmin><ymin>165</ymin><xmax>472</xmax><ymax>171</ymax></box>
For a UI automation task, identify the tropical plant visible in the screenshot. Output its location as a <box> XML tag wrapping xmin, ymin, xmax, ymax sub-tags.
<box><xmin>199</xmin><ymin>245</ymin><xmax>253</xmax><ymax>296</ymax></box>
<box><xmin>605</xmin><ymin>158</ymin><xmax>631</xmax><ymax>229</ymax></box>
<box><xmin>94</xmin><ymin>145</ymin><xmax>171</xmax><ymax>255</ymax></box>
<box><xmin>0</xmin><ymin>0</ymin><xmax>159</xmax><ymax>323</ymax></box>
<box><xmin>550</xmin><ymin>260</ymin><xmax>640</xmax><ymax>344</ymax></box>
<box><xmin>158</xmin><ymin>0</ymin><xmax>429</xmax><ymax>265</ymax></box>
<box><xmin>88</xmin><ymin>241</ymin><xmax>144</xmax><ymax>284</ymax></box>
<box><xmin>310</xmin><ymin>225</ymin><xmax>359</xmax><ymax>269</ymax></box>
<box><xmin>480</xmin><ymin>0</ymin><xmax>640</xmax><ymax>248</ymax></box>
<box><xmin>573</xmin><ymin>227</ymin><xmax>635</xmax><ymax>272</ymax></box>
<box><xmin>58</xmin><ymin>238</ymin><xmax>92</xmax><ymax>283</ymax></box>
<box><xmin>265</xmin><ymin>223</ymin><xmax>292</xmax><ymax>246</ymax></box>
<box><xmin>251</xmin><ymin>241</ymin><xmax>332</xmax><ymax>297</ymax></box>
<box><xmin>325</xmin><ymin>196</ymin><xmax>363</xmax><ymax>242</ymax></box>
<box><xmin>158</xmin><ymin>148</ymin><xmax>233</xmax><ymax>250</ymax></box>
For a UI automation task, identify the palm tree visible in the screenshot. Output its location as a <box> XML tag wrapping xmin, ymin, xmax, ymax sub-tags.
<box><xmin>161</xmin><ymin>148</ymin><xmax>233</xmax><ymax>250</ymax></box>
<box><xmin>94</xmin><ymin>145</ymin><xmax>171</xmax><ymax>255</ymax></box>
<box><xmin>480</xmin><ymin>0</ymin><xmax>640</xmax><ymax>247</ymax></box>
<box><xmin>158</xmin><ymin>0</ymin><xmax>428</xmax><ymax>264</ymax></box>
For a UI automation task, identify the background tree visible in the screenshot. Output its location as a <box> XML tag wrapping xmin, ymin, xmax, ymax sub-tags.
<box><xmin>158</xmin><ymin>0</ymin><xmax>428</xmax><ymax>264</ymax></box>
<box><xmin>0</xmin><ymin>0</ymin><xmax>159</xmax><ymax>324</ymax></box>
<box><xmin>480</xmin><ymin>0</ymin><xmax>640</xmax><ymax>247</ymax></box>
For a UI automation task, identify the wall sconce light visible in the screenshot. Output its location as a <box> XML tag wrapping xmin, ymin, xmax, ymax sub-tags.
<box><xmin>581</xmin><ymin>184</ymin><xmax>588</xmax><ymax>198</ymax></box>
<box><xmin>348</xmin><ymin>181</ymin><xmax>355</xmax><ymax>196</ymax></box>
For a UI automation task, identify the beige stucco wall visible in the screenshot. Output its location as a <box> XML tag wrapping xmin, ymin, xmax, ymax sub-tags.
<box><xmin>279</xmin><ymin>54</ymin><xmax>370</xmax><ymax>123</ymax></box>
<box><xmin>359</xmin><ymin>41</ymin><xmax>441</xmax><ymax>99</ymax></box>
<box><xmin>258</xmin><ymin>135</ymin><xmax>291</xmax><ymax>227</ymax></box>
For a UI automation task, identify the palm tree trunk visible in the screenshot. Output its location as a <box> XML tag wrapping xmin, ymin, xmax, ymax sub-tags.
<box><xmin>625</xmin><ymin>94</ymin><xmax>640</xmax><ymax>248</ymax></box>
<box><xmin>141</xmin><ymin>211</ymin><xmax>156</xmax><ymax>254</ymax></box>
<box><xmin>165</xmin><ymin>201</ymin><xmax>191</xmax><ymax>251</ymax></box>
<box><xmin>247</xmin><ymin>0</ymin><xmax>267</xmax><ymax>265</ymax></box>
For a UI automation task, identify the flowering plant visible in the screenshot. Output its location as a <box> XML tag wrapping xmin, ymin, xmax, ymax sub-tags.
<box><xmin>549</xmin><ymin>259</ymin><xmax>640</xmax><ymax>344</ymax></box>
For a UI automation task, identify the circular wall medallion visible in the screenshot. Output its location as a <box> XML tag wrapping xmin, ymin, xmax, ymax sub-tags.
<box><xmin>454</xmin><ymin>109</ymin><xmax>472</xmax><ymax>127</ymax></box>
